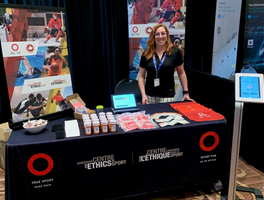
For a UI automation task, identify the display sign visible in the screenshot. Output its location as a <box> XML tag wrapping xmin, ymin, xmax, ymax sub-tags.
<box><xmin>235</xmin><ymin>73</ymin><xmax>264</xmax><ymax>103</ymax></box>
<box><xmin>0</xmin><ymin>4</ymin><xmax>73</xmax><ymax>124</ymax></box>
<box><xmin>127</xmin><ymin>0</ymin><xmax>187</xmax><ymax>101</ymax></box>
<box><xmin>211</xmin><ymin>0</ymin><xmax>242</xmax><ymax>80</ymax></box>
<box><xmin>241</xmin><ymin>0</ymin><xmax>264</xmax><ymax>75</ymax></box>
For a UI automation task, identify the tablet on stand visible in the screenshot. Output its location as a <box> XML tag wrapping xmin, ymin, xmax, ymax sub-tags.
<box><xmin>228</xmin><ymin>73</ymin><xmax>264</xmax><ymax>200</ymax></box>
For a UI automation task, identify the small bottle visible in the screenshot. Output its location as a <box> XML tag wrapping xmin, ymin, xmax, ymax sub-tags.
<box><xmin>82</xmin><ymin>115</ymin><xmax>90</xmax><ymax>125</ymax></box>
<box><xmin>101</xmin><ymin>120</ymin><xmax>108</xmax><ymax>133</ymax></box>
<box><xmin>106</xmin><ymin>112</ymin><xmax>113</xmax><ymax>116</ymax></box>
<box><xmin>107</xmin><ymin>116</ymin><xmax>115</xmax><ymax>124</ymax></box>
<box><xmin>106</xmin><ymin>114</ymin><xmax>114</xmax><ymax>119</ymax></box>
<box><xmin>96</xmin><ymin>105</ymin><xmax>104</xmax><ymax>115</ymax></box>
<box><xmin>92</xmin><ymin>117</ymin><xmax>99</xmax><ymax>122</ymax></box>
<box><xmin>99</xmin><ymin>112</ymin><xmax>106</xmax><ymax>117</ymax></box>
<box><xmin>84</xmin><ymin>119</ymin><xmax>91</xmax><ymax>126</ymax></box>
<box><xmin>99</xmin><ymin>116</ymin><xmax>107</xmax><ymax>121</ymax></box>
<box><xmin>92</xmin><ymin>121</ymin><xmax>100</xmax><ymax>134</ymax></box>
<box><xmin>90</xmin><ymin>113</ymin><xmax>97</xmax><ymax>118</ymax></box>
<box><xmin>84</xmin><ymin>122</ymin><xmax>91</xmax><ymax>135</ymax></box>
<box><xmin>109</xmin><ymin>120</ymin><xmax>117</xmax><ymax>132</ymax></box>
<box><xmin>82</xmin><ymin>114</ymin><xmax>89</xmax><ymax>119</ymax></box>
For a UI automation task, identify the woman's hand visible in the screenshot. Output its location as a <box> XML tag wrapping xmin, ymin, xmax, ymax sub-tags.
<box><xmin>181</xmin><ymin>93</ymin><xmax>194</xmax><ymax>101</ymax></box>
<box><xmin>142</xmin><ymin>94</ymin><xmax>149</xmax><ymax>104</ymax></box>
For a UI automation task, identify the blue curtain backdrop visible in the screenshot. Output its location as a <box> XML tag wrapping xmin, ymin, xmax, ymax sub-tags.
<box><xmin>0</xmin><ymin>0</ymin><xmax>129</xmax><ymax>123</ymax></box>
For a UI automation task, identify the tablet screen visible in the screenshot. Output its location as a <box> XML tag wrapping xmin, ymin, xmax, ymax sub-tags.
<box><xmin>112</xmin><ymin>94</ymin><xmax>137</xmax><ymax>109</ymax></box>
<box><xmin>235</xmin><ymin>73</ymin><xmax>264</xmax><ymax>103</ymax></box>
<box><xmin>240</xmin><ymin>76</ymin><xmax>260</xmax><ymax>99</ymax></box>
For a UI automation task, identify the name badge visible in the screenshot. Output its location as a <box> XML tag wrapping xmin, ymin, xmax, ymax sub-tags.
<box><xmin>154</xmin><ymin>78</ymin><xmax>160</xmax><ymax>87</ymax></box>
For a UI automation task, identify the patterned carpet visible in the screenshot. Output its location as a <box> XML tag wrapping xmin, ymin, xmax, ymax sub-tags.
<box><xmin>1</xmin><ymin>157</ymin><xmax>264</xmax><ymax>200</ymax></box>
<box><xmin>0</xmin><ymin>168</ymin><xmax>4</xmax><ymax>200</ymax></box>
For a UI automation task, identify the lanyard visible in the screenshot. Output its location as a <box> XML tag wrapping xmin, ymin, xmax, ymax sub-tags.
<box><xmin>153</xmin><ymin>53</ymin><xmax>166</xmax><ymax>78</ymax></box>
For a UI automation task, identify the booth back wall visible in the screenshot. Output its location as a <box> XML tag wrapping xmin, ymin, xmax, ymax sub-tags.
<box><xmin>65</xmin><ymin>0</ymin><xmax>129</xmax><ymax>109</ymax></box>
<box><xmin>184</xmin><ymin>0</ymin><xmax>217</xmax><ymax>73</ymax></box>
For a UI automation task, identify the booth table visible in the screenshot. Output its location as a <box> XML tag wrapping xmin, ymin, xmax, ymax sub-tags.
<box><xmin>5</xmin><ymin>102</ymin><xmax>231</xmax><ymax>200</ymax></box>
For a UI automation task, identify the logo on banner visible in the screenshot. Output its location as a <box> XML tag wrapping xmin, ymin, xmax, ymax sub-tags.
<box><xmin>28</xmin><ymin>153</ymin><xmax>54</xmax><ymax>176</ymax></box>
<box><xmin>27</xmin><ymin>82</ymin><xmax>45</xmax><ymax>89</ymax></box>
<box><xmin>11</xmin><ymin>44</ymin><xmax>19</xmax><ymax>51</ymax></box>
<box><xmin>132</xmin><ymin>26</ymin><xmax>138</xmax><ymax>33</ymax></box>
<box><xmin>145</xmin><ymin>27</ymin><xmax>152</xmax><ymax>35</ymax></box>
<box><xmin>199</xmin><ymin>131</ymin><xmax>219</xmax><ymax>151</ymax></box>
<box><xmin>26</xmin><ymin>44</ymin><xmax>34</xmax><ymax>53</ymax></box>
<box><xmin>247</xmin><ymin>39</ymin><xmax>253</xmax><ymax>48</ymax></box>
<box><xmin>51</xmin><ymin>79</ymin><xmax>67</xmax><ymax>86</ymax></box>
<box><xmin>218</xmin><ymin>14</ymin><xmax>224</xmax><ymax>19</ymax></box>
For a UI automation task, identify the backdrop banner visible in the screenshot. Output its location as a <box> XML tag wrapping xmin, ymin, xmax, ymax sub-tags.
<box><xmin>128</xmin><ymin>0</ymin><xmax>187</xmax><ymax>101</ymax></box>
<box><xmin>242</xmin><ymin>0</ymin><xmax>264</xmax><ymax>75</ymax></box>
<box><xmin>0</xmin><ymin>5</ymin><xmax>73</xmax><ymax>123</ymax></box>
<box><xmin>211</xmin><ymin>0</ymin><xmax>242</xmax><ymax>81</ymax></box>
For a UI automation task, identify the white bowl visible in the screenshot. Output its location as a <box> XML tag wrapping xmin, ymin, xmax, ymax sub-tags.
<box><xmin>23</xmin><ymin>120</ymin><xmax>48</xmax><ymax>134</ymax></box>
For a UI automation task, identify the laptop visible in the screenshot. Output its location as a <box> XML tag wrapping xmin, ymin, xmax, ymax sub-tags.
<box><xmin>111</xmin><ymin>93</ymin><xmax>140</xmax><ymax>114</ymax></box>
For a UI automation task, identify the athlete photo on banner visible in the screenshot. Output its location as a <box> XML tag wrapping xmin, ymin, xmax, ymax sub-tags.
<box><xmin>242</xmin><ymin>0</ymin><xmax>264</xmax><ymax>74</ymax></box>
<box><xmin>0</xmin><ymin>6</ymin><xmax>73</xmax><ymax>123</ymax></box>
<box><xmin>128</xmin><ymin>0</ymin><xmax>186</xmax><ymax>101</ymax></box>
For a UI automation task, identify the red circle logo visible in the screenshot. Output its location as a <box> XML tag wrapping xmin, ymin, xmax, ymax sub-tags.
<box><xmin>247</xmin><ymin>85</ymin><xmax>252</xmax><ymax>89</ymax></box>
<box><xmin>199</xmin><ymin>131</ymin><xmax>219</xmax><ymax>151</ymax></box>
<box><xmin>146</xmin><ymin>27</ymin><xmax>152</xmax><ymax>34</ymax></box>
<box><xmin>28</xmin><ymin>153</ymin><xmax>54</xmax><ymax>176</ymax></box>
<box><xmin>11</xmin><ymin>44</ymin><xmax>19</xmax><ymax>51</ymax></box>
<box><xmin>26</xmin><ymin>44</ymin><xmax>34</xmax><ymax>53</ymax></box>
<box><xmin>132</xmin><ymin>26</ymin><xmax>138</xmax><ymax>33</ymax></box>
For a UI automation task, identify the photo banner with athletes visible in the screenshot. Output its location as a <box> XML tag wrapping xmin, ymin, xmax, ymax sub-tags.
<box><xmin>211</xmin><ymin>0</ymin><xmax>242</xmax><ymax>80</ymax></box>
<box><xmin>128</xmin><ymin>0</ymin><xmax>187</xmax><ymax>101</ymax></box>
<box><xmin>242</xmin><ymin>0</ymin><xmax>264</xmax><ymax>74</ymax></box>
<box><xmin>0</xmin><ymin>5</ymin><xmax>73</xmax><ymax>123</ymax></box>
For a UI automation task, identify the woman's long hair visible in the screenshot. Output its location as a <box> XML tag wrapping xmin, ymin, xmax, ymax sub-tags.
<box><xmin>144</xmin><ymin>24</ymin><xmax>173</xmax><ymax>60</ymax></box>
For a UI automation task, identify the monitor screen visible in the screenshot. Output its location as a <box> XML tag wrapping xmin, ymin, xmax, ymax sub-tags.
<box><xmin>112</xmin><ymin>94</ymin><xmax>136</xmax><ymax>109</ymax></box>
<box><xmin>240</xmin><ymin>76</ymin><xmax>260</xmax><ymax>99</ymax></box>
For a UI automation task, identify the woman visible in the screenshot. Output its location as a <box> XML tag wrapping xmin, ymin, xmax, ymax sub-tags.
<box><xmin>138</xmin><ymin>24</ymin><xmax>192</xmax><ymax>104</ymax></box>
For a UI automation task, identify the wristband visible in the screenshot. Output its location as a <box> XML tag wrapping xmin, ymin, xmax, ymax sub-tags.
<box><xmin>182</xmin><ymin>90</ymin><xmax>189</xmax><ymax>94</ymax></box>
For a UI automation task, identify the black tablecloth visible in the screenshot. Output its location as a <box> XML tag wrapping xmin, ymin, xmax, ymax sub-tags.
<box><xmin>5</xmin><ymin>102</ymin><xmax>231</xmax><ymax>200</ymax></box>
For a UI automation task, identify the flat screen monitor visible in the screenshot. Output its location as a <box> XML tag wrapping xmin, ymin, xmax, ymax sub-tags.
<box><xmin>235</xmin><ymin>73</ymin><xmax>264</xmax><ymax>103</ymax></box>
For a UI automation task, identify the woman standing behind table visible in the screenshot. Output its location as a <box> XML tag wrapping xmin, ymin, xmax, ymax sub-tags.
<box><xmin>138</xmin><ymin>24</ymin><xmax>193</xmax><ymax>104</ymax></box>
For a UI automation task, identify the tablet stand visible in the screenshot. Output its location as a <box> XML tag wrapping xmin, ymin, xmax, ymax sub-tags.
<box><xmin>225</xmin><ymin>102</ymin><xmax>263</xmax><ymax>200</ymax></box>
